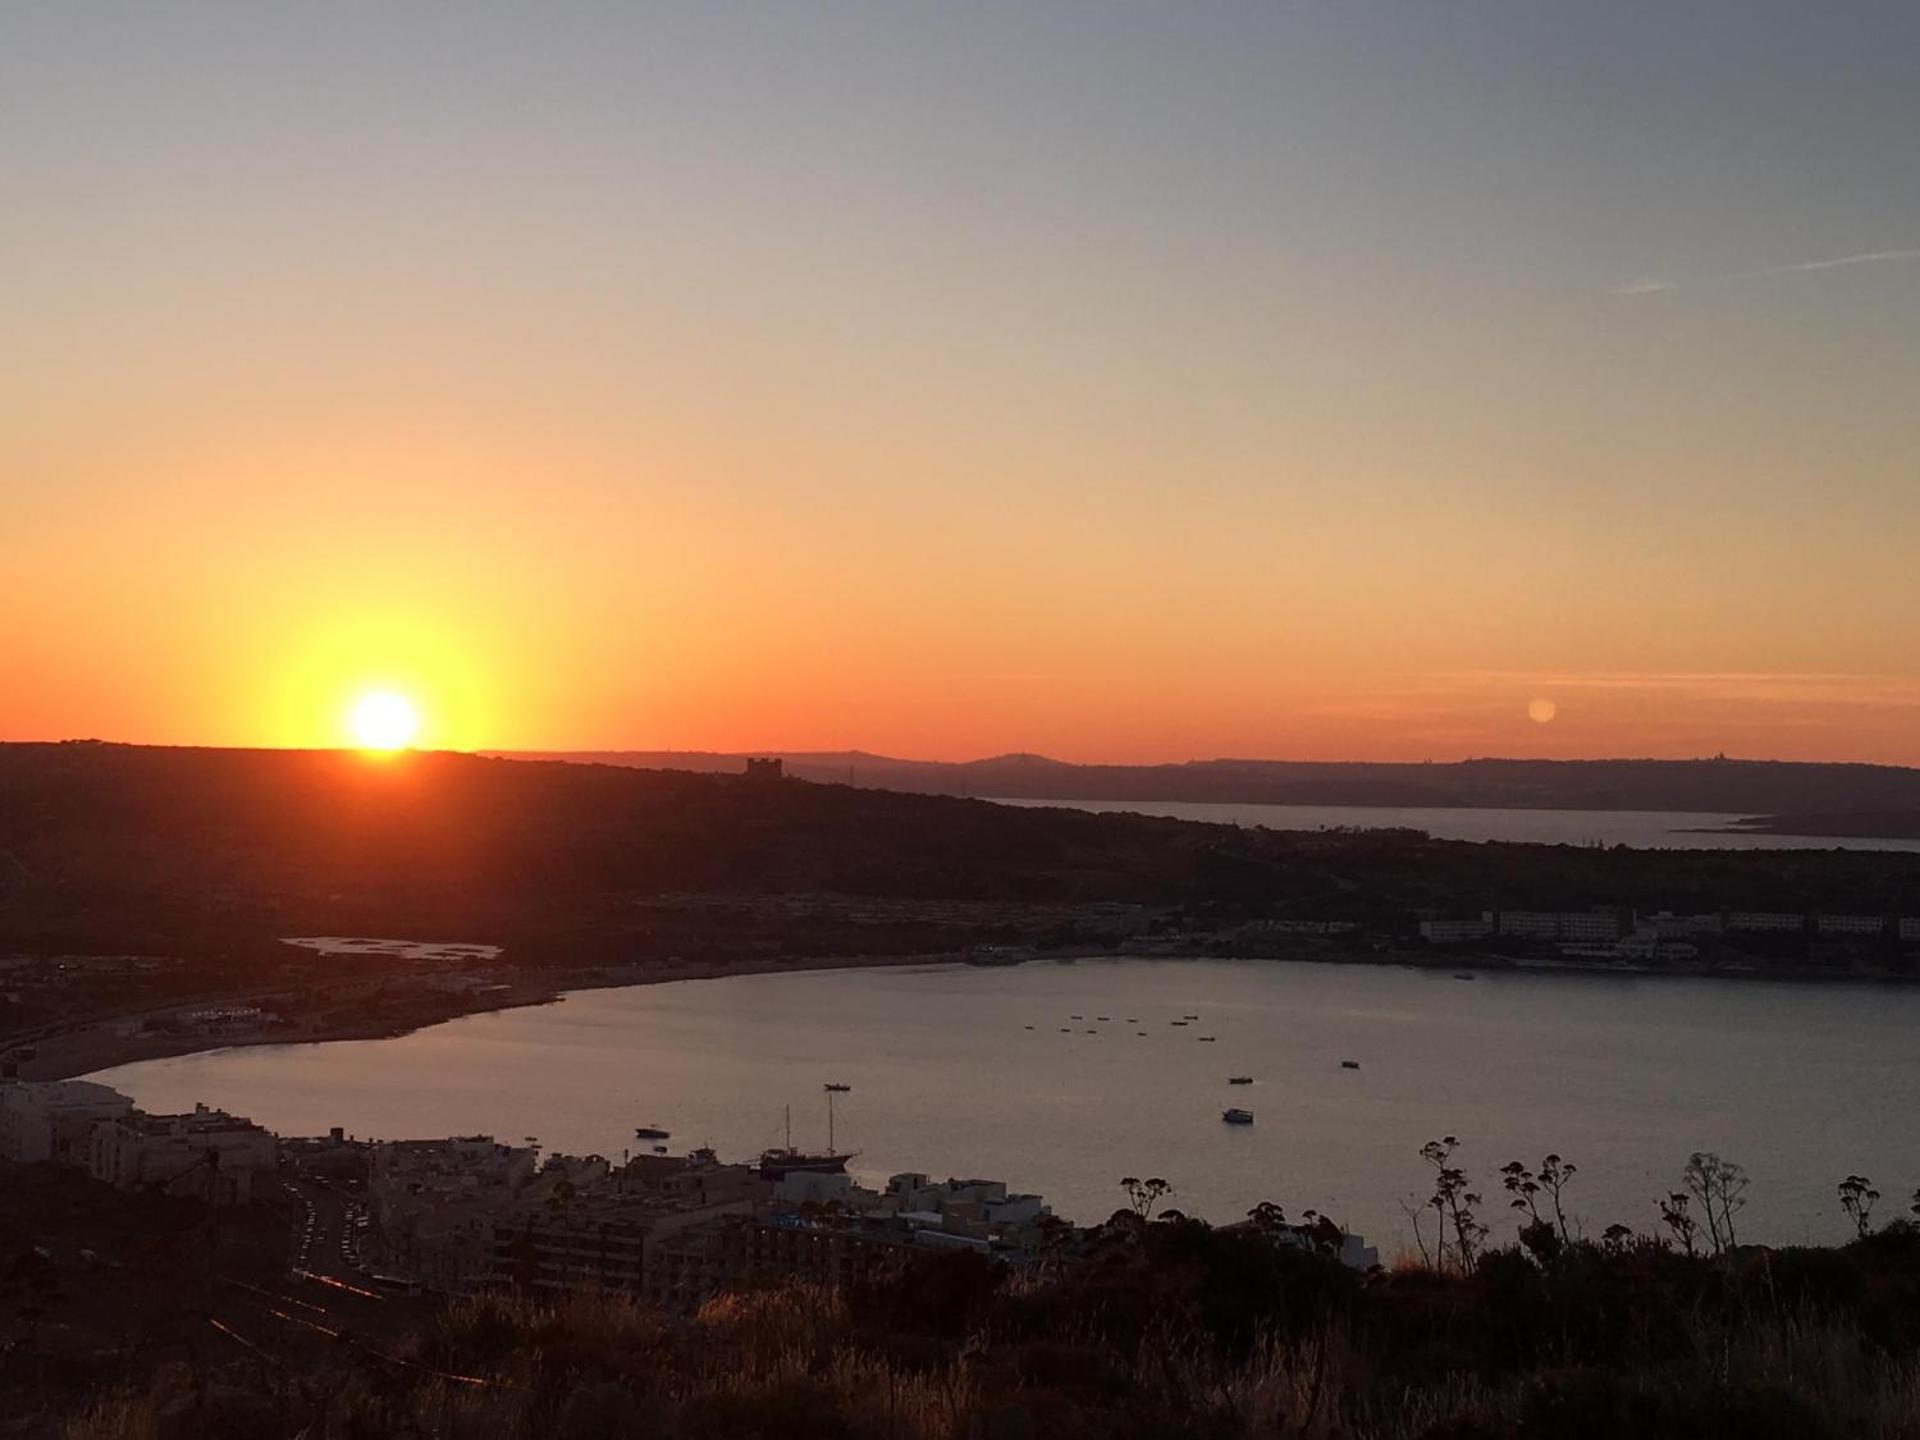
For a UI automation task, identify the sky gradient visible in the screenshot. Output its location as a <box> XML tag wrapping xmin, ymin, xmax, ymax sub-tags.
<box><xmin>5</xmin><ymin>3</ymin><xmax>1918</xmax><ymax>762</ymax></box>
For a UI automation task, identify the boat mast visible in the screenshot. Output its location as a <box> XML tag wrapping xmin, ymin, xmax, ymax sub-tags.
<box><xmin>826</xmin><ymin>1085</ymin><xmax>835</xmax><ymax>1153</ymax></box>
<box><xmin>784</xmin><ymin>1104</ymin><xmax>791</xmax><ymax>1152</ymax></box>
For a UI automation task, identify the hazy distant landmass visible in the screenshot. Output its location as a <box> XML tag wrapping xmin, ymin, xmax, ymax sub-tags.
<box><xmin>492</xmin><ymin>750</ymin><xmax>1920</xmax><ymax>826</ymax></box>
<box><xmin>7</xmin><ymin>743</ymin><xmax>1920</xmax><ymax>966</ymax></box>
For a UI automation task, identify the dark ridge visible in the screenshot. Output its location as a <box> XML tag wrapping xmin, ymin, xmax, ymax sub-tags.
<box><xmin>4</xmin><ymin>742</ymin><xmax>1919</xmax><ymax>962</ymax></box>
<box><xmin>491</xmin><ymin>749</ymin><xmax>1920</xmax><ymax>816</ymax></box>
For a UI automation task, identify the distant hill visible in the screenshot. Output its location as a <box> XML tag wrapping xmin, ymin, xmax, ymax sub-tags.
<box><xmin>7</xmin><ymin>743</ymin><xmax>1920</xmax><ymax>961</ymax></box>
<box><xmin>490</xmin><ymin>750</ymin><xmax>1920</xmax><ymax>817</ymax></box>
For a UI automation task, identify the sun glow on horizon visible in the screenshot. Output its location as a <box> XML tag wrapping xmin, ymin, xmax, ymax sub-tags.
<box><xmin>347</xmin><ymin>691</ymin><xmax>422</xmax><ymax>751</ymax></box>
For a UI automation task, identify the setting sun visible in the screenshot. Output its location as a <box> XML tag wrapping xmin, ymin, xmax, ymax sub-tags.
<box><xmin>347</xmin><ymin>691</ymin><xmax>421</xmax><ymax>751</ymax></box>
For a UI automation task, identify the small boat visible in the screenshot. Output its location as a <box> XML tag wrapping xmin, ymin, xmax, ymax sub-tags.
<box><xmin>1228</xmin><ymin>1076</ymin><xmax>1253</xmax><ymax>1084</ymax></box>
<box><xmin>1059</xmin><ymin>1028</ymin><xmax>1071</xmax><ymax>1033</ymax></box>
<box><xmin>1454</xmin><ymin>973</ymin><xmax>1477</xmax><ymax>981</ymax></box>
<box><xmin>1084</xmin><ymin>1029</ymin><xmax>1098</xmax><ymax>1034</ymax></box>
<box><xmin>634</xmin><ymin>1125</ymin><xmax>671</xmax><ymax>1141</ymax></box>
<box><xmin>1024</xmin><ymin>1025</ymin><xmax>1035</xmax><ymax>1030</ymax></box>
<box><xmin>1183</xmin><ymin>1014</ymin><xmax>1200</xmax><ymax>1020</ymax></box>
<box><xmin>1126</xmin><ymin>1018</ymin><xmax>1138</xmax><ymax>1023</ymax></box>
<box><xmin>1341</xmin><ymin>1060</ymin><xmax>1360</xmax><ymax>1070</ymax></box>
<box><xmin>1070</xmin><ymin>1014</ymin><xmax>1084</xmax><ymax>1020</ymax></box>
<box><xmin>1198</xmin><ymin>1036</ymin><xmax>1217</xmax><ymax>1042</ymax></box>
<box><xmin>1170</xmin><ymin>1020</ymin><xmax>1189</xmax><ymax>1027</ymax></box>
<box><xmin>1136</xmin><ymin>1031</ymin><xmax>1148</xmax><ymax>1036</ymax></box>
<box><xmin>1222</xmin><ymin>1108</ymin><xmax>1254</xmax><ymax>1125</ymax></box>
<box><xmin>1096</xmin><ymin>1015</ymin><xmax>1110</xmax><ymax>1021</ymax></box>
<box><xmin>824</xmin><ymin>1083</ymin><xmax>851</xmax><ymax>1093</ymax></box>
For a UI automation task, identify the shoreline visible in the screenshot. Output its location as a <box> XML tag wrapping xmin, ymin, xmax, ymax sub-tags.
<box><xmin>22</xmin><ymin>951</ymin><xmax>959</xmax><ymax>1083</ymax></box>
<box><xmin>23</xmin><ymin>944</ymin><xmax>1920</xmax><ymax>1085</ymax></box>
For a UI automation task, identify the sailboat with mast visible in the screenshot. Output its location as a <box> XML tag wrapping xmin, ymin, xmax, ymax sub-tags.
<box><xmin>757</xmin><ymin>1086</ymin><xmax>856</xmax><ymax>1180</ymax></box>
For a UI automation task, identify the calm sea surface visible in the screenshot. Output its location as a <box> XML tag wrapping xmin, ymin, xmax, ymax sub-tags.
<box><xmin>997</xmin><ymin>799</ymin><xmax>1920</xmax><ymax>852</ymax></box>
<box><xmin>90</xmin><ymin>960</ymin><xmax>1920</xmax><ymax>1252</ymax></box>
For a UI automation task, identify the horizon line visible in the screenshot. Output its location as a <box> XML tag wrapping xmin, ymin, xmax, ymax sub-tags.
<box><xmin>11</xmin><ymin>738</ymin><xmax>1919</xmax><ymax>773</ymax></box>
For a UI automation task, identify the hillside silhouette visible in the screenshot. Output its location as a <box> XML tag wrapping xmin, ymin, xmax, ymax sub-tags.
<box><xmin>5</xmin><ymin>743</ymin><xmax>1920</xmax><ymax>963</ymax></box>
<box><xmin>494</xmin><ymin>749</ymin><xmax>1920</xmax><ymax>819</ymax></box>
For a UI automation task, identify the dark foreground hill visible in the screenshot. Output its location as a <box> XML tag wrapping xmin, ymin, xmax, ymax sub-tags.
<box><xmin>494</xmin><ymin>749</ymin><xmax>1920</xmax><ymax>819</ymax></box>
<box><xmin>25</xmin><ymin>1177</ymin><xmax>1920</xmax><ymax>1440</ymax></box>
<box><xmin>3</xmin><ymin>743</ymin><xmax>1919</xmax><ymax>964</ymax></box>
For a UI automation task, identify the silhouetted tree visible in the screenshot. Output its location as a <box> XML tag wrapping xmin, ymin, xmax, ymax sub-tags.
<box><xmin>1838</xmin><ymin>1174</ymin><xmax>1881</xmax><ymax>1239</ymax></box>
<box><xmin>1683</xmin><ymin>1152</ymin><xmax>1749</xmax><ymax>1254</ymax></box>
<box><xmin>1501</xmin><ymin>1152</ymin><xmax>1578</xmax><ymax>1263</ymax></box>
<box><xmin>1657</xmin><ymin>1192</ymin><xmax>1700</xmax><ymax>1257</ymax></box>
<box><xmin>1246</xmin><ymin>1200</ymin><xmax>1289</xmax><ymax>1241</ymax></box>
<box><xmin>1120</xmin><ymin>1176</ymin><xmax>1173</xmax><ymax>1221</ymax></box>
<box><xmin>1417</xmin><ymin>1136</ymin><xmax>1487</xmax><ymax>1272</ymax></box>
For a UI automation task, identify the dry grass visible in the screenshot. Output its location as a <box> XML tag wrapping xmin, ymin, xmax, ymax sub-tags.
<box><xmin>50</xmin><ymin>1275</ymin><xmax>1920</xmax><ymax>1440</ymax></box>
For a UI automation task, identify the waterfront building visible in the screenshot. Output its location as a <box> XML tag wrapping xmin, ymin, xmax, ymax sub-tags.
<box><xmin>1418</xmin><ymin>915</ymin><xmax>1495</xmax><ymax>944</ymax></box>
<box><xmin>1639</xmin><ymin>911</ymin><xmax>1723</xmax><ymax>938</ymax></box>
<box><xmin>1496</xmin><ymin>910</ymin><xmax>1627</xmax><ymax>943</ymax></box>
<box><xmin>1816</xmin><ymin>914</ymin><xmax>1887</xmax><ymax>937</ymax></box>
<box><xmin>880</xmin><ymin>1173</ymin><xmax>1051</xmax><ymax>1243</ymax></box>
<box><xmin>0</xmin><ymin>1079</ymin><xmax>133</xmax><ymax>1165</ymax></box>
<box><xmin>1726</xmin><ymin>911</ymin><xmax>1805</xmax><ymax>933</ymax></box>
<box><xmin>87</xmin><ymin>1102</ymin><xmax>276</xmax><ymax>1203</ymax></box>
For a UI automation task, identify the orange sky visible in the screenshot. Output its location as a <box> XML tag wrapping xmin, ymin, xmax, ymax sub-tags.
<box><xmin>5</xmin><ymin>7</ymin><xmax>1918</xmax><ymax>765</ymax></box>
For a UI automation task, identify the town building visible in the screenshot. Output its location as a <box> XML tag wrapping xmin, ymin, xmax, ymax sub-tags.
<box><xmin>484</xmin><ymin>1154</ymin><xmax>768</xmax><ymax>1297</ymax></box>
<box><xmin>1639</xmin><ymin>911</ymin><xmax>1724</xmax><ymax>938</ymax></box>
<box><xmin>368</xmin><ymin>1136</ymin><xmax>541</xmax><ymax>1293</ymax></box>
<box><xmin>1418</xmin><ymin>915</ymin><xmax>1495</xmax><ymax>944</ymax></box>
<box><xmin>490</xmin><ymin>1189</ymin><xmax>758</xmax><ymax>1296</ymax></box>
<box><xmin>1495</xmin><ymin>910</ymin><xmax>1628</xmax><ymax>943</ymax></box>
<box><xmin>1726</xmin><ymin>911</ymin><xmax>1804</xmax><ymax>933</ymax></box>
<box><xmin>87</xmin><ymin>1102</ymin><xmax>276</xmax><ymax>1203</ymax></box>
<box><xmin>0</xmin><ymin>1079</ymin><xmax>133</xmax><ymax>1165</ymax></box>
<box><xmin>1816</xmin><ymin>914</ymin><xmax>1887</xmax><ymax>937</ymax></box>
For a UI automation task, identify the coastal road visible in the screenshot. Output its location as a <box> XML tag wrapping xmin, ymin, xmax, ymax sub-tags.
<box><xmin>285</xmin><ymin>1176</ymin><xmax>380</xmax><ymax>1297</ymax></box>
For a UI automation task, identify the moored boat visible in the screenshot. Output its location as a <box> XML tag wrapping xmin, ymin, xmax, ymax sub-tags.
<box><xmin>1222</xmin><ymin>1107</ymin><xmax>1254</xmax><ymax>1125</ymax></box>
<box><xmin>755</xmin><ymin>1089</ymin><xmax>857</xmax><ymax>1181</ymax></box>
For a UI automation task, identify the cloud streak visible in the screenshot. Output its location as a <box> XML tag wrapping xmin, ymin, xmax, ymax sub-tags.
<box><xmin>1614</xmin><ymin>248</ymin><xmax>1920</xmax><ymax>297</ymax></box>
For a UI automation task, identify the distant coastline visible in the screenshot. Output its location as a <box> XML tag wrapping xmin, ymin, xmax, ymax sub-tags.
<box><xmin>1712</xmin><ymin>810</ymin><xmax>1920</xmax><ymax>841</ymax></box>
